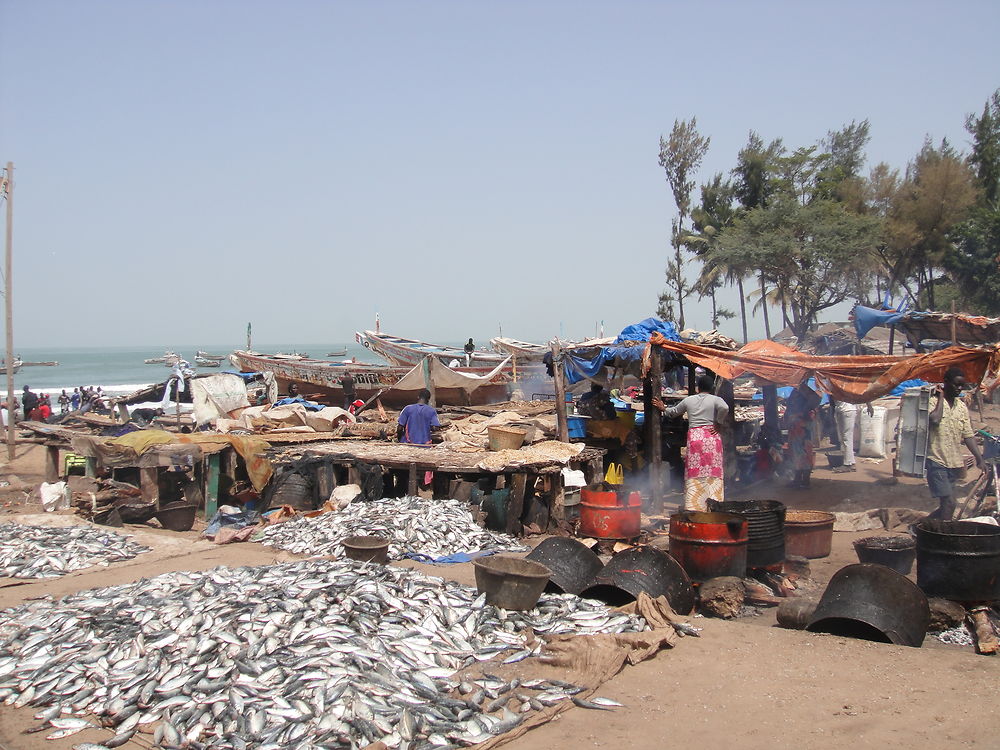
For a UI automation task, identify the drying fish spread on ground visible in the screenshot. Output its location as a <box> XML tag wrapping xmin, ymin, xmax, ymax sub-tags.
<box><xmin>0</xmin><ymin>559</ymin><xmax>646</xmax><ymax>749</ymax></box>
<box><xmin>258</xmin><ymin>496</ymin><xmax>527</xmax><ymax>560</ymax></box>
<box><xmin>0</xmin><ymin>524</ymin><xmax>150</xmax><ymax>579</ymax></box>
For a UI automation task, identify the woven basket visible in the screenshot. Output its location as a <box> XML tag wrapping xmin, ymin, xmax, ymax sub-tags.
<box><xmin>488</xmin><ymin>426</ymin><xmax>527</xmax><ymax>451</ymax></box>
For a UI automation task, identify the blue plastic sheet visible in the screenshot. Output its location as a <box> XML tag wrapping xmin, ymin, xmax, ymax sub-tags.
<box><xmin>274</xmin><ymin>397</ymin><xmax>324</xmax><ymax>411</ymax></box>
<box><xmin>203</xmin><ymin>507</ymin><xmax>261</xmax><ymax>538</ymax></box>
<box><xmin>890</xmin><ymin>379</ymin><xmax>927</xmax><ymax>396</ymax></box>
<box><xmin>853</xmin><ymin>304</ymin><xmax>908</xmax><ymax>338</ymax></box>
<box><xmin>564</xmin><ymin>318</ymin><xmax>681</xmax><ymax>385</ymax></box>
<box><xmin>402</xmin><ymin>549</ymin><xmax>499</xmax><ymax>565</ymax></box>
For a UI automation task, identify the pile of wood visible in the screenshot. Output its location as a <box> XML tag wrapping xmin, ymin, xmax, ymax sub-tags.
<box><xmin>72</xmin><ymin>479</ymin><xmax>155</xmax><ymax>523</ymax></box>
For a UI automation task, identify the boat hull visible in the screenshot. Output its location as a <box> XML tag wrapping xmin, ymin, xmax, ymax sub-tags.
<box><xmin>356</xmin><ymin>330</ymin><xmax>515</xmax><ymax>368</ymax></box>
<box><xmin>229</xmin><ymin>351</ymin><xmax>517</xmax><ymax>408</ymax></box>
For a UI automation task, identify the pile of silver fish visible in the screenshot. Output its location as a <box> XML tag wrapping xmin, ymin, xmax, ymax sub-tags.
<box><xmin>258</xmin><ymin>496</ymin><xmax>527</xmax><ymax>560</ymax></box>
<box><xmin>0</xmin><ymin>523</ymin><xmax>150</xmax><ymax>579</ymax></box>
<box><xmin>0</xmin><ymin>559</ymin><xmax>645</xmax><ymax>749</ymax></box>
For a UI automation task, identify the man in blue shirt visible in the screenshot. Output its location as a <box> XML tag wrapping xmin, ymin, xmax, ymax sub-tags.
<box><xmin>397</xmin><ymin>389</ymin><xmax>440</xmax><ymax>445</ymax></box>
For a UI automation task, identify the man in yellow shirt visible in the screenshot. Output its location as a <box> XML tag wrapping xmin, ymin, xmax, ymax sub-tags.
<box><xmin>926</xmin><ymin>367</ymin><xmax>984</xmax><ymax>520</ymax></box>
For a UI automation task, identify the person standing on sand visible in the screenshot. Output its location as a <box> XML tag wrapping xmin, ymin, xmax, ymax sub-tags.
<box><xmin>21</xmin><ymin>386</ymin><xmax>38</xmax><ymax>421</ymax></box>
<box><xmin>784</xmin><ymin>382</ymin><xmax>822</xmax><ymax>489</ymax></box>
<box><xmin>70</xmin><ymin>388</ymin><xmax>81</xmax><ymax>411</ymax></box>
<box><xmin>661</xmin><ymin>374</ymin><xmax>730</xmax><ymax>511</ymax></box>
<box><xmin>925</xmin><ymin>367</ymin><xmax>984</xmax><ymax>520</ymax></box>
<box><xmin>58</xmin><ymin>390</ymin><xmax>70</xmax><ymax>414</ymax></box>
<box><xmin>397</xmin><ymin>388</ymin><xmax>440</xmax><ymax>445</ymax></box>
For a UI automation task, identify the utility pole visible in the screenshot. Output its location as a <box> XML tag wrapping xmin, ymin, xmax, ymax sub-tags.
<box><xmin>3</xmin><ymin>163</ymin><xmax>14</xmax><ymax>461</ymax></box>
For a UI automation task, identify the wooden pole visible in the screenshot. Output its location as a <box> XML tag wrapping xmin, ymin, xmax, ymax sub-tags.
<box><xmin>422</xmin><ymin>357</ymin><xmax>436</xmax><ymax>407</ymax></box>
<box><xmin>951</xmin><ymin>300</ymin><xmax>957</xmax><ymax>345</ymax></box>
<box><xmin>887</xmin><ymin>325</ymin><xmax>895</xmax><ymax>355</ymax></box>
<box><xmin>4</xmin><ymin>163</ymin><xmax>14</xmax><ymax>461</ymax></box>
<box><xmin>648</xmin><ymin>350</ymin><xmax>664</xmax><ymax>514</ymax></box>
<box><xmin>550</xmin><ymin>342</ymin><xmax>569</xmax><ymax>442</ymax></box>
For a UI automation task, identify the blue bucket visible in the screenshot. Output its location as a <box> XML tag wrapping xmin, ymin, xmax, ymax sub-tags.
<box><xmin>568</xmin><ymin>416</ymin><xmax>586</xmax><ymax>438</ymax></box>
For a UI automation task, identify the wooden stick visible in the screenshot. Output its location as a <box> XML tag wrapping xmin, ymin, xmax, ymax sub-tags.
<box><xmin>956</xmin><ymin>471</ymin><xmax>989</xmax><ymax>519</ymax></box>
<box><xmin>967</xmin><ymin>607</ymin><xmax>998</xmax><ymax>655</ymax></box>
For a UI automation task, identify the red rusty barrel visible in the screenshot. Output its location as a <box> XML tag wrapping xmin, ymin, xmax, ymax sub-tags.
<box><xmin>668</xmin><ymin>511</ymin><xmax>749</xmax><ymax>581</ymax></box>
<box><xmin>579</xmin><ymin>489</ymin><xmax>642</xmax><ymax>540</ymax></box>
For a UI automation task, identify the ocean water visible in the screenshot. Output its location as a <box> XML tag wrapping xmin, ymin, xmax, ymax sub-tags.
<box><xmin>0</xmin><ymin>343</ymin><xmax>383</xmax><ymax>400</ymax></box>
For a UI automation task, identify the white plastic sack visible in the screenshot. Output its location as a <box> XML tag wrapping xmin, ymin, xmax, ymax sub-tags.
<box><xmin>330</xmin><ymin>484</ymin><xmax>361</xmax><ymax>509</ymax></box>
<box><xmin>561</xmin><ymin>467</ymin><xmax>588</xmax><ymax>488</ymax></box>
<box><xmin>40</xmin><ymin>481</ymin><xmax>69</xmax><ymax>512</ymax></box>
<box><xmin>858</xmin><ymin>406</ymin><xmax>887</xmax><ymax>458</ymax></box>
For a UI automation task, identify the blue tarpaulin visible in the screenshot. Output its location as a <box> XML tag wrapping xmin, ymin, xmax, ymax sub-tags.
<box><xmin>853</xmin><ymin>304</ymin><xmax>909</xmax><ymax>338</ymax></box>
<box><xmin>564</xmin><ymin>318</ymin><xmax>681</xmax><ymax>385</ymax></box>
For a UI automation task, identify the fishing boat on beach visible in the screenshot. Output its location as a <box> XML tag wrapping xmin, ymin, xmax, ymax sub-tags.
<box><xmin>355</xmin><ymin>330</ymin><xmax>515</xmax><ymax>368</ymax></box>
<box><xmin>229</xmin><ymin>350</ymin><xmax>518</xmax><ymax>408</ymax></box>
<box><xmin>489</xmin><ymin>337</ymin><xmax>550</xmax><ymax>362</ymax></box>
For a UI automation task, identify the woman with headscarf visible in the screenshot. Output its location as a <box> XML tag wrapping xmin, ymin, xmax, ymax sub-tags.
<box><xmin>662</xmin><ymin>374</ymin><xmax>730</xmax><ymax>511</ymax></box>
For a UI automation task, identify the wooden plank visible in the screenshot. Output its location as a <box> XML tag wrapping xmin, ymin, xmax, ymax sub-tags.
<box><xmin>407</xmin><ymin>462</ymin><xmax>418</xmax><ymax>496</ymax></box>
<box><xmin>44</xmin><ymin>446</ymin><xmax>59</xmax><ymax>483</ymax></box>
<box><xmin>505</xmin><ymin>473</ymin><xmax>528</xmax><ymax>535</ymax></box>
<box><xmin>222</xmin><ymin>448</ymin><xmax>238</xmax><ymax>503</ymax></box>
<box><xmin>316</xmin><ymin>460</ymin><xmax>335</xmax><ymax>504</ymax></box>
<box><xmin>550</xmin><ymin>342</ymin><xmax>569</xmax><ymax>443</ymax></box>
<box><xmin>139</xmin><ymin>467</ymin><xmax>159</xmax><ymax>504</ymax></box>
<box><xmin>204</xmin><ymin>453</ymin><xmax>220</xmax><ymax>519</ymax></box>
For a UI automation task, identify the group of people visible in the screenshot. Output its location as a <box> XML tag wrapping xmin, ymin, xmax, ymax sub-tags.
<box><xmin>15</xmin><ymin>385</ymin><xmax>106</xmax><ymax>422</ymax></box>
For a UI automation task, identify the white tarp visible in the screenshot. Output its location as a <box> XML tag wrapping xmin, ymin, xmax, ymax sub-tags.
<box><xmin>216</xmin><ymin>403</ymin><xmax>354</xmax><ymax>433</ymax></box>
<box><xmin>393</xmin><ymin>356</ymin><xmax>512</xmax><ymax>393</ymax></box>
<box><xmin>191</xmin><ymin>374</ymin><xmax>252</xmax><ymax>425</ymax></box>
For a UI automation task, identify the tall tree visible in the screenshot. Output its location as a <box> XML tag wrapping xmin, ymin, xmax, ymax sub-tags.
<box><xmin>948</xmin><ymin>88</ymin><xmax>1000</xmax><ymax>314</ymax></box>
<box><xmin>658</xmin><ymin>118</ymin><xmax>710</xmax><ymax>328</ymax></box>
<box><xmin>686</xmin><ymin>175</ymin><xmax>739</xmax><ymax>334</ymax></box>
<box><xmin>731</xmin><ymin>132</ymin><xmax>784</xmax><ymax>337</ymax></box>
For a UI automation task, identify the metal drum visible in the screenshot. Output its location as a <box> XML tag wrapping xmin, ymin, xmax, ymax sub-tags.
<box><xmin>708</xmin><ymin>499</ymin><xmax>786</xmax><ymax>569</ymax></box>
<box><xmin>579</xmin><ymin>489</ymin><xmax>642</xmax><ymax>540</ymax></box>
<box><xmin>668</xmin><ymin>511</ymin><xmax>748</xmax><ymax>581</ymax></box>
<box><xmin>807</xmin><ymin>563</ymin><xmax>929</xmax><ymax>647</ymax></box>
<box><xmin>915</xmin><ymin>520</ymin><xmax>1000</xmax><ymax>602</ymax></box>
<box><xmin>579</xmin><ymin>546</ymin><xmax>695</xmax><ymax>615</ymax></box>
<box><xmin>526</xmin><ymin>537</ymin><xmax>604</xmax><ymax>595</ymax></box>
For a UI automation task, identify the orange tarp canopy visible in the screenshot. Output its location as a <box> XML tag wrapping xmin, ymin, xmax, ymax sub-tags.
<box><xmin>648</xmin><ymin>333</ymin><xmax>999</xmax><ymax>404</ymax></box>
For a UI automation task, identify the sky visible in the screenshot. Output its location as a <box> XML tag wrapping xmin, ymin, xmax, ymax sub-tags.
<box><xmin>1</xmin><ymin>0</ymin><xmax>998</xmax><ymax>349</ymax></box>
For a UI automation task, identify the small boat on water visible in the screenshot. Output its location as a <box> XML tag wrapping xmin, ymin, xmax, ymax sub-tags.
<box><xmin>326</xmin><ymin>348</ymin><xmax>348</xmax><ymax>358</ymax></box>
<box><xmin>19</xmin><ymin>360</ymin><xmax>59</xmax><ymax>367</ymax></box>
<box><xmin>356</xmin><ymin>331</ymin><xmax>516</xmax><ymax>368</ymax></box>
<box><xmin>144</xmin><ymin>351</ymin><xmax>177</xmax><ymax>364</ymax></box>
<box><xmin>196</xmin><ymin>350</ymin><xmax>227</xmax><ymax>360</ymax></box>
<box><xmin>194</xmin><ymin>356</ymin><xmax>222</xmax><ymax>367</ymax></box>
<box><xmin>229</xmin><ymin>350</ymin><xmax>520</xmax><ymax>408</ymax></box>
<box><xmin>0</xmin><ymin>358</ymin><xmax>22</xmax><ymax>375</ymax></box>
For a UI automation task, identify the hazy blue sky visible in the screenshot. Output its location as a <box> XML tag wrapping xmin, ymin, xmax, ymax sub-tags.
<box><xmin>2</xmin><ymin>1</ymin><xmax>997</xmax><ymax>348</ymax></box>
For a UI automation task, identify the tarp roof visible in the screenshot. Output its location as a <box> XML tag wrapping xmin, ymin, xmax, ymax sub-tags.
<box><xmin>854</xmin><ymin>304</ymin><xmax>1000</xmax><ymax>347</ymax></box>
<box><xmin>648</xmin><ymin>332</ymin><xmax>999</xmax><ymax>403</ymax></box>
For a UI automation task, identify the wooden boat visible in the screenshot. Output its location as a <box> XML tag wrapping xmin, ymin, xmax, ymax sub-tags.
<box><xmin>194</xmin><ymin>356</ymin><xmax>222</xmax><ymax>367</ymax></box>
<box><xmin>356</xmin><ymin>330</ymin><xmax>514</xmax><ymax>368</ymax></box>
<box><xmin>196</xmin><ymin>350</ymin><xmax>227</xmax><ymax>360</ymax></box>
<box><xmin>489</xmin><ymin>337</ymin><xmax>550</xmax><ymax>362</ymax></box>
<box><xmin>144</xmin><ymin>351</ymin><xmax>176</xmax><ymax>364</ymax></box>
<box><xmin>229</xmin><ymin>350</ymin><xmax>517</xmax><ymax>408</ymax></box>
<box><xmin>326</xmin><ymin>348</ymin><xmax>348</xmax><ymax>357</ymax></box>
<box><xmin>19</xmin><ymin>360</ymin><xmax>58</xmax><ymax>367</ymax></box>
<box><xmin>0</xmin><ymin>358</ymin><xmax>21</xmax><ymax>375</ymax></box>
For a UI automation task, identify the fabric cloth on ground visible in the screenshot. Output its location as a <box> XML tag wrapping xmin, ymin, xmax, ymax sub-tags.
<box><xmin>473</xmin><ymin>592</ymin><xmax>678</xmax><ymax>750</ymax></box>
<box><xmin>683</xmin><ymin>425</ymin><xmax>724</xmax><ymax>511</ymax></box>
<box><xmin>402</xmin><ymin>549</ymin><xmax>498</xmax><ymax>564</ymax></box>
<box><xmin>649</xmin><ymin>333</ymin><xmax>999</xmax><ymax>403</ymax></box>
